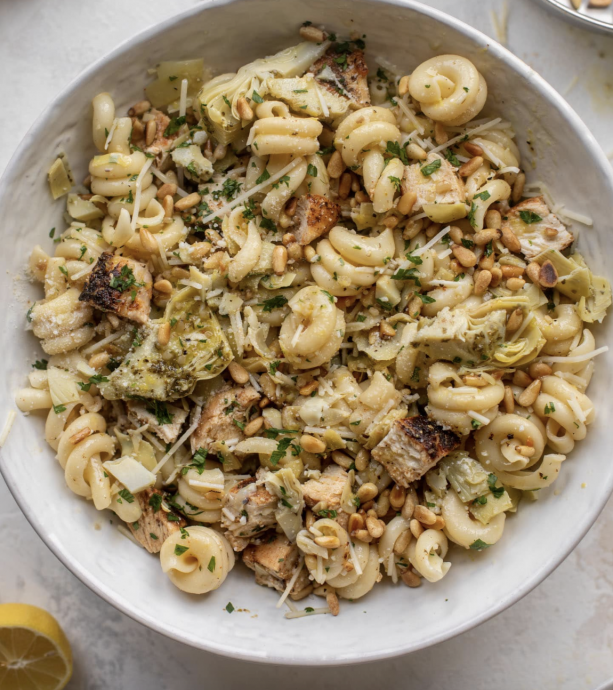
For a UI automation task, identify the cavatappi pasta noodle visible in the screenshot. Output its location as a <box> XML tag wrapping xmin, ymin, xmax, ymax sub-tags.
<box><xmin>17</xmin><ymin>25</ymin><xmax>611</xmax><ymax>618</ymax></box>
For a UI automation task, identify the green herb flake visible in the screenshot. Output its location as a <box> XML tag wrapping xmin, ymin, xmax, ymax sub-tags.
<box><xmin>519</xmin><ymin>210</ymin><xmax>542</xmax><ymax>224</ymax></box>
<box><xmin>420</xmin><ymin>159</ymin><xmax>441</xmax><ymax>177</ymax></box>
<box><xmin>174</xmin><ymin>544</ymin><xmax>189</xmax><ymax>556</ymax></box>
<box><xmin>470</xmin><ymin>539</ymin><xmax>491</xmax><ymax>551</ymax></box>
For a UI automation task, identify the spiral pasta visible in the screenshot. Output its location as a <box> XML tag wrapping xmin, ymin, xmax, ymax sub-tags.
<box><xmin>251</xmin><ymin>101</ymin><xmax>322</xmax><ymax>156</ymax></box>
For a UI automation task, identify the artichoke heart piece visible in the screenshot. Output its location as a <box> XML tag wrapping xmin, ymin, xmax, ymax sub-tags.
<box><xmin>568</xmin><ymin>253</ymin><xmax>611</xmax><ymax>324</ymax></box>
<box><xmin>145</xmin><ymin>59</ymin><xmax>206</xmax><ymax>108</ymax></box>
<box><xmin>534</xmin><ymin>249</ymin><xmax>590</xmax><ymax>300</ymax></box>
<box><xmin>198</xmin><ymin>41</ymin><xmax>329</xmax><ymax>145</ymax></box>
<box><xmin>438</xmin><ymin>451</ymin><xmax>490</xmax><ymax>503</ymax></box>
<box><xmin>414</xmin><ymin>306</ymin><xmax>506</xmax><ymax>364</ymax></box>
<box><xmin>100</xmin><ymin>287</ymin><xmax>233</xmax><ymax>401</ymax></box>
<box><xmin>354</xmin><ymin>322</ymin><xmax>405</xmax><ymax>361</ymax></box>
<box><xmin>266</xmin><ymin>74</ymin><xmax>350</xmax><ymax>119</ymax></box>
<box><xmin>422</xmin><ymin>202</ymin><xmax>467</xmax><ymax>224</ymax></box>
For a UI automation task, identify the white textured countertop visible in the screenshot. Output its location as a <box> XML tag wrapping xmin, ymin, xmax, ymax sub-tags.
<box><xmin>1</xmin><ymin>0</ymin><xmax>613</xmax><ymax>688</ymax></box>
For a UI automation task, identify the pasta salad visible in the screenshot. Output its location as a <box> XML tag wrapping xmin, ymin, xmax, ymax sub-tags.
<box><xmin>16</xmin><ymin>23</ymin><xmax>611</xmax><ymax>618</ymax></box>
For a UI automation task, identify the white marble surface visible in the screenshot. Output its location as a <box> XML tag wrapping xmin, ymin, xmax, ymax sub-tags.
<box><xmin>1</xmin><ymin>0</ymin><xmax>612</xmax><ymax>688</ymax></box>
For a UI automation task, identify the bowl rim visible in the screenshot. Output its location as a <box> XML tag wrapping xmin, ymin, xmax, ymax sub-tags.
<box><xmin>2</xmin><ymin>0</ymin><xmax>613</xmax><ymax>666</ymax></box>
<box><xmin>535</xmin><ymin>0</ymin><xmax>613</xmax><ymax>35</ymax></box>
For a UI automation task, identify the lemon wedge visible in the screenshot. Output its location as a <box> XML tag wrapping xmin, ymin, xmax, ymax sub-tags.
<box><xmin>0</xmin><ymin>604</ymin><xmax>72</xmax><ymax>690</ymax></box>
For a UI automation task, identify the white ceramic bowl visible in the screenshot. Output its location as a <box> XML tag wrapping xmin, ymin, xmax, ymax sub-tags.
<box><xmin>1</xmin><ymin>0</ymin><xmax>612</xmax><ymax>666</ymax></box>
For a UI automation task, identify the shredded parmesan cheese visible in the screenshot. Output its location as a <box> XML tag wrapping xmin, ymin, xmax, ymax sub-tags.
<box><xmin>276</xmin><ymin>557</ymin><xmax>305</xmax><ymax>609</ymax></box>
<box><xmin>412</xmin><ymin>226</ymin><xmax>451</xmax><ymax>257</ymax></box>
<box><xmin>510</xmin><ymin>310</ymin><xmax>534</xmax><ymax>343</ymax></box>
<box><xmin>152</xmin><ymin>419</ymin><xmax>200</xmax><ymax>475</ymax></box>
<box><xmin>430</xmin><ymin>118</ymin><xmax>502</xmax><ymax>155</ymax></box>
<box><xmin>348</xmin><ymin>539</ymin><xmax>363</xmax><ymax>577</ymax></box>
<box><xmin>104</xmin><ymin>118</ymin><xmax>119</xmax><ymax>151</ymax></box>
<box><xmin>82</xmin><ymin>330</ymin><xmax>125</xmax><ymax>355</ymax></box>
<box><xmin>540</xmin><ymin>346</ymin><xmax>608</xmax><ymax>364</ymax></box>
<box><xmin>468</xmin><ymin>410</ymin><xmax>491</xmax><ymax>426</ymax></box>
<box><xmin>179</xmin><ymin>79</ymin><xmax>188</xmax><ymax>118</ymax></box>
<box><xmin>151</xmin><ymin>166</ymin><xmax>188</xmax><ymax>197</ymax></box>
<box><xmin>284</xmin><ymin>606</ymin><xmax>331</xmax><ymax>620</ymax></box>
<box><xmin>313</xmin><ymin>81</ymin><xmax>330</xmax><ymax>119</ymax></box>
<box><xmin>200</xmin><ymin>157</ymin><xmax>302</xmax><ymax>224</ymax></box>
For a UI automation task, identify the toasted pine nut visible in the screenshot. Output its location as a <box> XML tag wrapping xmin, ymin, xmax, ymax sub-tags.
<box><xmin>389</xmin><ymin>484</ymin><xmax>406</xmax><ymax>509</ymax></box>
<box><xmin>129</xmin><ymin>100</ymin><xmax>151</xmax><ymax>116</ymax></box>
<box><xmin>463</xmin><ymin>374</ymin><xmax>488</xmax><ymax>387</ymax></box>
<box><xmin>174</xmin><ymin>192</ymin><xmax>201</xmax><ymax>211</ymax></box>
<box><xmin>500</xmin><ymin>226</ymin><xmax>521</xmax><ymax>252</ymax></box>
<box><xmin>459</xmin><ymin>156</ymin><xmax>484</xmax><ymax>177</ymax></box>
<box><xmin>396</xmin><ymin>190</ymin><xmax>416</xmax><ymax>216</ymax></box>
<box><xmin>327</xmin><ymin>150</ymin><xmax>345</xmax><ymax>179</ymax></box>
<box><xmin>512</xmin><ymin>172</ymin><xmax>526</xmax><ymax>203</ymax></box>
<box><xmin>131</xmin><ymin>118</ymin><xmax>145</xmax><ymax>141</ymax></box>
<box><xmin>69</xmin><ymin>427</ymin><xmax>92</xmax><ymax>445</ymax></box>
<box><xmin>154</xmin><ymin>279</ymin><xmax>173</xmax><ymax>294</ymax></box>
<box><xmin>157</xmin><ymin>322</ymin><xmax>171</xmax><ymax>347</ymax></box>
<box><xmin>529</xmin><ymin>362</ymin><xmax>552</xmax><ymax>379</ymax></box>
<box><xmin>409</xmin><ymin>518</ymin><xmax>424</xmax><ymax>539</ymax></box>
<box><xmin>544</xmin><ymin>227</ymin><xmax>559</xmax><ymax>238</ymax></box>
<box><xmin>355</xmin><ymin>448</ymin><xmax>370</xmax><ymax>472</ymax></box>
<box><xmin>228</xmin><ymin>361</ymin><xmax>249</xmax><ymax>385</ymax></box>
<box><xmin>525</xmin><ymin>261</ymin><xmax>541</xmax><ymax>284</ymax></box>
<box><xmin>259</xmin><ymin>396</ymin><xmax>270</xmax><ymax>408</ymax></box>
<box><xmin>282</xmin><ymin>233</ymin><xmax>296</xmax><ymax>246</ymax></box>
<box><xmin>401</xmin><ymin>569</ymin><xmax>422</xmax><ymax>588</ymax></box>
<box><xmin>375</xmin><ymin>489</ymin><xmax>390</xmax><ymax>518</ymax></box>
<box><xmin>413</xmin><ymin>505</ymin><xmax>437</xmax><ymax>526</ymax></box>
<box><xmin>398</xmin><ymin>75</ymin><xmax>411</xmax><ymax>96</ymax></box>
<box><xmin>464</xmin><ymin>141</ymin><xmax>484</xmax><ymax>157</ymax></box>
<box><xmin>380</xmin><ymin>321</ymin><xmax>396</xmax><ymax>338</ymax></box>
<box><xmin>156</xmin><ymin>182</ymin><xmax>177</xmax><ymax>200</ymax></box>
<box><xmin>517</xmin><ymin>445</ymin><xmax>536</xmax><ymax>458</ymax></box>
<box><xmin>406</xmin><ymin>296</ymin><xmax>422</xmax><ymax>318</ymax></box>
<box><xmin>162</xmin><ymin>195</ymin><xmax>174</xmax><ymax>218</ymax></box>
<box><xmin>285</xmin><ymin>197</ymin><xmax>298</xmax><ymax>217</ymax></box>
<box><xmin>299</xmin><ymin>24</ymin><xmax>326</xmax><ymax>42</ymax></box>
<box><xmin>299</xmin><ymin>380</ymin><xmax>319</xmax><ymax>396</ymax></box>
<box><xmin>506</xmin><ymin>307</ymin><xmax>524</xmax><ymax>332</ymax></box>
<box><xmin>355</xmin><ymin>190</ymin><xmax>369</xmax><ymax>204</ymax></box>
<box><xmin>501</xmin><ymin>265</ymin><xmax>525</xmax><ymax>278</ymax></box>
<box><xmin>430</xmin><ymin>516</ymin><xmax>445</xmax><ymax>531</ymax></box>
<box><xmin>513</xmin><ymin>370</ymin><xmax>533</xmax><ymax>387</ymax></box>
<box><xmin>474</xmin><ymin>269</ymin><xmax>492</xmax><ymax>296</ymax></box>
<box><xmin>287</xmin><ymin>242</ymin><xmax>303</xmax><ymax>261</ymax></box>
<box><xmin>485</xmin><ymin>209</ymin><xmax>502</xmax><ymax>230</ymax></box>
<box><xmin>517</xmin><ymin>378</ymin><xmax>542</xmax><ymax>407</ymax></box>
<box><xmin>107</xmin><ymin>313</ymin><xmax>120</xmax><ymax>329</ymax></box>
<box><xmin>449</xmin><ymin>226</ymin><xmax>463</xmax><ymax>244</ymax></box>
<box><xmin>426</xmin><ymin>222</ymin><xmax>441</xmax><ymax>238</ymax></box>
<box><xmin>366</xmin><ymin>515</ymin><xmax>385</xmax><ymax>539</ymax></box>
<box><xmin>401</xmin><ymin>488</ymin><xmax>417</xmax><ymax>521</ymax></box>
<box><xmin>338</xmin><ymin>172</ymin><xmax>352</xmax><ymax>200</ymax></box>
<box><xmin>357</xmin><ymin>482</ymin><xmax>378</xmax><ymax>503</ymax></box>
<box><xmin>348</xmin><ymin>513</ymin><xmax>365</xmax><ymax>535</ymax></box>
<box><xmin>473</xmin><ymin>228</ymin><xmax>501</xmax><ymax>245</ymax></box>
<box><xmin>237</xmin><ymin>96</ymin><xmax>254</xmax><ymax>121</ymax></box>
<box><xmin>244</xmin><ymin>416</ymin><xmax>264</xmax><ymax>436</ymax></box>
<box><xmin>490</xmin><ymin>266</ymin><xmax>502</xmax><ymax>287</ymax></box>
<box><xmin>140</xmin><ymin>228</ymin><xmax>158</xmax><ymax>254</ymax></box>
<box><xmin>479</xmin><ymin>253</ymin><xmax>495</xmax><ymax>270</ymax></box>
<box><xmin>354</xmin><ymin>529</ymin><xmax>373</xmax><ymax>543</ymax></box>
<box><xmin>382</xmin><ymin>215</ymin><xmax>399</xmax><ymax>229</ymax></box>
<box><xmin>452</xmin><ymin>244</ymin><xmax>477</xmax><ymax>268</ymax></box>
<box><xmin>213</xmin><ymin>143</ymin><xmax>227</xmax><ymax>161</ymax></box>
<box><xmin>315</xmin><ymin>535</ymin><xmax>340</xmax><ymax>549</ymax></box>
<box><xmin>503</xmin><ymin>385</ymin><xmax>515</xmax><ymax>413</ymax></box>
<box><xmin>407</xmin><ymin>143</ymin><xmax>427</xmax><ymax>161</ymax></box>
<box><xmin>145</xmin><ymin>119</ymin><xmax>157</xmax><ymax>146</ymax></box>
<box><xmin>190</xmin><ymin>242</ymin><xmax>212</xmax><ymax>260</ymax></box>
<box><xmin>506</xmin><ymin>277</ymin><xmax>525</xmax><ymax>291</ymax></box>
<box><xmin>394</xmin><ymin>529</ymin><xmax>412</xmax><ymax>554</ymax></box>
<box><xmin>272</xmin><ymin>245</ymin><xmax>288</xmax><ymax>276</ymax></box>
<box><xmin>539</xmin><ymin>260</ymin><xmax>558</xmax><ymax>288</ymax></box>
<box><xmin>434</xmin><ymin>122</ymin><xmax>448</xmax><ymax>146</ymax></box>
<box><xmin>304</xmin><ymin>246</ymin><xmax>317</xmax><ymax>262</ymax></box>
<box><xmin>300</xmin><ymin>434</ymin><xmax>326</xmax><ymax>455</ymax></box>
<box><xmin>326</xmin><ymin>590</ymin><xmax>340</xmax><ymax>616</ymax></box>
<box><xmin>89</xmin><ymin>352</ymin><xmax>110</xmax><ymax>369</ymax></box>
<box><xmin>305</xmin><ymin>510</ymin><xmax>315</xmax><ymax>530</ymax></box>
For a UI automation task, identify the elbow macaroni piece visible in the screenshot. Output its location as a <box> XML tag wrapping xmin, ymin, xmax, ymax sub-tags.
<box><xmin>408</xmin><ymin>55</ymin><xmax>487</xmax><ymax>126</ymax></box>
<box><xmin>228</xmin><ymin>220</ymin><xmax>262</xmax><ymax>282</ymax></box>
<box><xmin>442</xmin><ymin>489</ymin><xmax>505</xmax><ymax>549</ymax></box>
<box><xmin>92</xmin><ymin>92</ymin><xmax>115</xmax><ymax>153</ymax></box>
<box><xmin>407</xmin><ymin>528</ymin><xmax>451</xmax><ymax>582</ymax></box>
<box><xmin>160</xmin><ymin>526</ymin><xmax>235</xmax><ymax>594</ymax></box>
<box><xmin>336</xmin><ymin>545</ymin><xmax>381</xmax><ymax>599</ymax></box>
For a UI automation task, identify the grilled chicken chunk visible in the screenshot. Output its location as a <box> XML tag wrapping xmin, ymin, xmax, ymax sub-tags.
<box><xmin>402</xmin><ymin>154</ymin><xmax>466</xmax><ymax>213</ymax></box>
<box><xmin>293</xmin><ymin>194</ymin><xmax>341</xmax><ymax>245</ymax></box>
<box><xmin>221</xmin><ymin>478</ymin><xmax>278</xmax><ymax>551</ymax></box>
<box><xmin>190</xmin><ymin>385</ymin><xmax>260</xmax><ymax>457</ymax></box>
<box><xmin>128</xmin><ymin>488</ymin><xmax>185</xmax><ymax>553</ymax></box>
<box><xmin>126</xmin><ymin>401</ymin><xmax>188</xmax><ymax>444</ymax></box>
<box><xmin>371</xmin><ymin>415</ymin><xmax>460</xmax><ymax>488</ymax></box>
<box><xmin>309</xmin><ymin>46</ymin><xmax>370</xmax><ymax>110</ymax></box>
<box><xmin>144</xmin><ymin>108</ymin><xmax>178</xmax><ymax>156</ymax></box>
<box><xmin>302</xmin><ymin>464</ymin><xmax>348</xmax><ymax>511</ymax></box>
<box><xmin>501</xmin><ymin>195</ymin><xmax>573</xmax><ymax>260</ymax></box>
<box><xmin>79</xmin><ymin>252</ymin><xmax>152</xmax><ymax>324</ymax></box>
<box><xmin>243</xmin><ymin>534</ymin><xmax>313</xmax><ymax>600</ymax></box>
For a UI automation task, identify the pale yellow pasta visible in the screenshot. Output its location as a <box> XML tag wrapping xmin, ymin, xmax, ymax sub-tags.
<box><xmin>108</xmin><ymin>117</ymin><xmax>132</xmax><ymax>155</ymax></box>
<box><xmin>474</xmin><ymin>414</ymin><xmax>545</xmax><ymax>473</ymax></box>
<box><xmin>336</xmin><ymin>545</ymin><xmax>381</xmax><ymax>600</ymax></box>
<box><xmin>261</xmin><ymin>157</ymin><xmax>308</xmax><ymax>221</ymax></box>
<box><xmin>408</xmin><ymin>55</ymin><xmax>487</xmax><ymax>125</ymax></box>
<box><xmin>537</xmin><ymin>304</ymin><xmax>582</xmax><ymax>344</ymax></box>
<box><xmin>420</xmin><ymin>274</ymin><xmax>474</xmax><ymax>316</ymax></box>
<box><xmin>228</xmin><ymin>220</ymin><xmax>262</xmax><ymax>282</ymax></box>
<box><xmin>251</xmin><ymin>101</ymin><xmax>322</xmax><ymax>156</ymax></box>
<box><xmin>92</xmin><ymin>92</ymin><xmax>115</xmax><ymax>152</ymax></box>
<box><xmin>56</xmin><ymin>412</ymin><xmax>108</xmax><ymax>469</ymax></box>
<box><xmin>300</xmin><ymin>518</ymin><xmax>349</xmax><ymax>584</ymax></box>
<box><xmin>442</xmin><ymin>490</ymin><xmax>505</xmax><ymax>549</ymax></box>
<box><xmin>64</xmin><ymin>432</ymin><xmax>115</xmax><ymax>499</ymax></box>
<box><xmin>469</xmin><ymin>179</ymin><xmax>511</xmax><ymax>231</ymax></box>
<box><xmin>15</xmin><ymin>388</ymin><xmax>53</xmax><ymax>412</ymax></box>
<box><xmin>30</xmin><ymin>288</ymin><xmax>94</xmax><ymax>355</ymax></box>
<box><xmin>407</xmin><ymin>529</ymin><xmax>451</xmax><ymax>582</ymax></box>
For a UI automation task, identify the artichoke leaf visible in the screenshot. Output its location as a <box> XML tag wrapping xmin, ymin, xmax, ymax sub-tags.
<box><xmin>101</xmin><ymin>287</ymin><xmax>232</xmax><ymax>401</ymax></box>
<box><xmin>493</xmin><ymin>314</ymin><xmax>545</xmax><ymax>366</ymax></box>
<box><xmin>534</xmin><ymin>249</ymin><xmax>590</xmax><ymax>300</ymax></box>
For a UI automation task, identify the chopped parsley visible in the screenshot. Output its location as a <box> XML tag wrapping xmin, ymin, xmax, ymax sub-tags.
<box><xmin>417</xmin><ymin>293</ymin><xmax>436</xmax><ymax>304</ymax></box>
<box><xmin>461</xmin><ymin>238</ymin><xmax>475</xmax><ymax>250</ymax></box>
<box><xmin>174</xmin><ymin>544</ymin><xmax>189</xmax><ymax>556</ymax></box>
<box><xmin>469</xmin><ymin>539</ymin><xmax>491</xmax><ymax>551</ymax></box>
<box><xmin>225</xmin><ymin>602</ymin><xmax>235</xmax><ymax>613</ymax></box>
<box><xmin>260</xmin><ymin>217</ymin><xmax>277</xmax><ymax>233</ymax></box>
<box><xmin>488</xmin><ymin>474</ymin><xmax>505</xmax><ymax>499</ymax></box>
<box><xmin>251</xmin><ymin>91</ymin><xmax>264</xmax><ymax>104</ymax></box>
<box><xmin>544</xmin><ymin>402</ymin><xmax>556</xmax><ymax>415</ymax></box>
<box><xmin>411</xmin><ymin>366</ymin><xmax>421</xmax><ymax>382</ymax></box>
<box><xmin>467</xmin><ymin>202</ymin><xmax>478</xmax><ymax>228</ymax></box>
<box><xmin>376</xmin><ymin>67</ymin><xmax>388</xmax><ymax>82</ymax></box>
<box><xmin>471</xmin><ymin>419</ymin><xmax>481</xmax><ymax>429</ymax></box>
<box><xmin>32</xmin><ymin>359</ymin><xmax>48</xmax><ymax>370</ymax></box>
<box><xmin>259</xmin><ymin>295</ymin><xmax>288</xmax><ymax>312</ymax></box>
<box><xmin>385</xmin><ymin>140</ymin><xmax>409</xmax><ymax>165</ymax></box>
<box><xmin>109</xmin><ymin>264</ymin><xmax>144</xmax><ymax>293</ymax></box>
<box><xmin>270</xmin><ymin>438</ymin><xmax>293</xmax><ymax>466</ymax></box>
<box><xmin>148</xmin><ymin>493</ymin><xmax>163</xmax><ymax>512</ymax></box>
<box><xmin>420</xmin><ymin>159</ymin><xmax>441</xmax><ymax>177</ymax></box>
<box><xmin>391</xmin><ymin>267</ymin><xmax>421</xmax><ymax>285</ymax></box>
<box><xmin>118</xmin><ymin>488</ymin><xmax>135</xmax><ymax>504</ymax></box>
<box><xmin>474</xmin><ymin>190</ymin><xmax>491</xmax><ymax>201</ymax></box>
<box><xmin>272</xmin><ymin>175</ymin><xmax>290</xmax><ymax>189</ymax></box>
<box><xmin>318</xmin><ymin>509</ymin><xmax>338</xmax><ymax>518</ymax></box>
<box><xmin>307</xmin><ymin>163</ymin><xmax>318</xmax><ymax>178</ymax></box>
<box><xmin>519</xmin><ymin>210</ymin><xmax>542</xmax><ymax>224</ymax></box>
<box><xmin>388</xmin><ymin>175</ymin><xmax>402</xmax><ymax>191</ymax></box>
<box><xmin>77</xmin><ymin>374</ymin><xmax>109</xmax><ymax>392</ymax></box>
<box><xmin>52</xmin><ymin>404</ymin><xmax>66</xmax><ymax>414</ymax></box>
<box><xmin>356</xmin><ymin>314</ymin><xmax>367</xmax><ymax>322</ymax></box>
<box><xmin>255</xmin><ymin>168</ymin><xmax>270</xmax><ymax>185</ymax></box>
<box><xmin>443</xmin><ymin>149</ymin><xmax>460</xmax><ymax>166</ymax></box>
<box><xmin>207</xmin><ymin>556</ymin><xmax>216</xmax><ymax>572</ymax></box>
<box><xmin>163</xmin><ymin>115</ymin><xmax>186</xmax><ymax>137</ymax></box>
